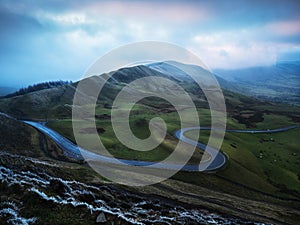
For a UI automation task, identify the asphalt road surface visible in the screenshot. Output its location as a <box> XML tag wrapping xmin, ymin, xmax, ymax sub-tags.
<box><xmin>24</xmin><ymin>121</ymin><xmax>299</xmax><ymax>172</ymax></box>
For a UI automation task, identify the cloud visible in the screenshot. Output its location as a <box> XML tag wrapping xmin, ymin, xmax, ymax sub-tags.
<box><xmin>38</xmin><ymin>12</ymin><xmax>93</xmax><ymax>26</ymax></box>
<box><xmin>76</xmin><ymin>1</ymin><xmax>210</xmax><ymax>24</ymax></box>
<box><xmin>0</xmin><ymin>0</ymin><xmax>300</xmax><ymax>86</ymax></box>
<box><xmin>191</xmin><ymin>30</ymin><xmax>278</xmax><ymax>69</ymax></box>
<box><xmin>189</xmin><ymin>16</ymin><xmax>300</xmax><ymax>68</ymax></box>
<box><xmin>190</xmin><ymin>43</ymin><xmax>278</xmax><ymax>69</ymax></box>
<box><xmin>265</xmin><ymin>20</ymin><xmax>300</xmax><ymax>37</ymax></box>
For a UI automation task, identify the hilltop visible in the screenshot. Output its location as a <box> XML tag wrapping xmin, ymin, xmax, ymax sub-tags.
<box><xmin>0</xmin><ymin>62</ymin><xmax>277</xmax><ymax>120</ymax></box>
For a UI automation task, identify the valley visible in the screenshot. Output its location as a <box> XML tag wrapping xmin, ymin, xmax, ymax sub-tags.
<box><xmin>0</xmin><ymin>62</ymin><xmax>300</xmax><ymax>224</ymax></box>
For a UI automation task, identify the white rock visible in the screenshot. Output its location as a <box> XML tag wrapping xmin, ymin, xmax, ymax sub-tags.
<box><xmin>96</xmin><ymin>212</ymin><xmax>107</xmax><ymax>223</ymax></box>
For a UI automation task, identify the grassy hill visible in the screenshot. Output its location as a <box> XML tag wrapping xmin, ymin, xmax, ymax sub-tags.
<box><xmin>0</xmin><ymin>84</ymin><xmax>76</xmax><ymax>119</ymax></box>
<box><xmin>0</xmin><ymin>63</ymin><xmax>275</xmax><ymax>120</ymax></box>
<box><xmin>0</xmin><ymin>113</ymin><xmax>40</xmax><ymax>156</ymax></box>
<box><xmin>0</xmin><ymin>113</ymin><xmax>78</xmax><ymax>162</ymax></box>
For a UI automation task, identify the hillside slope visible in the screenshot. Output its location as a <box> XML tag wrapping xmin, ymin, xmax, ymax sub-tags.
<box><xmin>0</xmin><ymin>62</ymin><xmax>270</xmax><ymax>120</ymax></box>
<box><xmin>0</xmin><ymin>112</ymin><xmax>72</xmax><ymax>162</ymax></box>
<box><xmin>214</xmin><ymin>61</ymin><xmax>300</xmax><ymax>105</ymax></box>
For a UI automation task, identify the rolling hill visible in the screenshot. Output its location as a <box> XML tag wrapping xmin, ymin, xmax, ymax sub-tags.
<box><xmin>0</xmin><ymin>62</ymin><xmax>271</xmax><ymax>120</ymax></box>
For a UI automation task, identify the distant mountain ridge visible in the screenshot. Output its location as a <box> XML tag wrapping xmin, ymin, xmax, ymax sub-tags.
<box><xmin>147</xmin><ymin>60</ymin><xmax>300</xmax><ymax>105</ymax></box>
<box><xmin>214</xmin><ymin>61</ymin><xmax>300</xmax><ymax>105</ymax></box>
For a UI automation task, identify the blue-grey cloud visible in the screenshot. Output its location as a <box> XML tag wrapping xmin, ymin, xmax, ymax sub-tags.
<box><xmin>0</xmin><ymin>0</ymin><xmax>299</xmax><ymax>86</ymax></box>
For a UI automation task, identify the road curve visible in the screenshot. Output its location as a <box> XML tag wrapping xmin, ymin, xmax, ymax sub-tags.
<box><xmin>23</xmin><ymin>121</ymin><xmax>202</xmax><ymax>171</ymax></box>
<box><xmin>24</xmin><ymin>121</ymin><xmax>299</xmax><ymax>172</ymax></box>
<box><xmin>174</xmin><ymin>124</ymin><xmax>299</xmax><ymax>171</ymax></box>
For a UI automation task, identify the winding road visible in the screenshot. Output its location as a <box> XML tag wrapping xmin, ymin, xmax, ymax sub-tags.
<box><xmin>24</xmin><ymin>121</ymin><xmax>299</xmax><ymax>172</ymax></box>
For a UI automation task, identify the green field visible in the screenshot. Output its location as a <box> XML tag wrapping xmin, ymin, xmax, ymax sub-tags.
<box><xmin>185</xmin><ymin>115</ymin><xmax>300</xmax><ymax>196</ymax></box>
<box><xmin>48</xmin><ymin>103</ymin><xmax>211</xmax><ymax>163</ymax></box>
<box><xmin>46</xmin><ymin>100</ymin><xmax>300</xmax><ymax>200</ymax></box>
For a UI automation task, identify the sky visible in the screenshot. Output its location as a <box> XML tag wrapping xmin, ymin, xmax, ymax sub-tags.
<box><xmin>0</xmin><ymin>0</ymin><xmax>300</xmax><ymax>87</ymax></box>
